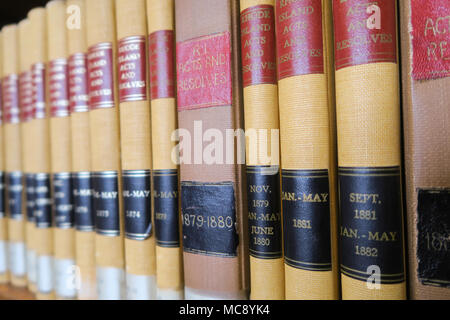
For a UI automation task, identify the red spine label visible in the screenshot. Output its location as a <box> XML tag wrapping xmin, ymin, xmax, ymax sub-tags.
<box><xmin>333</xmin><ymin>0</ymin><xmax>397</xmax><ymax>70</ymax></box>
<box><xmin>276</xmin><ymin>0</ymin><xmax>324</xmax><ymax>79</ymax></box>
<box><xmin>176</xmin><ymin>32</ymin><xmax>232</xmax><ymax>111</ymax></box>
<box><xmin>32</xmin><ymin>63</ymin><xmax>46</xmax><ymax>119</ymax></box>
<box><xmin>49</xmin><ymin>59</ymin><xmax>70</xmax><ymax>118</ymax></box>
<box><xmin>118</xmin><ymin>36</ymin><xmax>147</xmax><ymax>103</ymax></box>
<box><xmin>2</xmin><ymin>74</ymin><xmax>20</xmax><ymax>124</ymax></box>
<box><xmin>411</xmin><ymin>0</ymin><xmax>450</xmax><ymax>80</ymax></box>
<box><xmin>68</xmin><ymin>53</ymin><xmax>89</xmax><ymax>113</ymax></box>
<box><xmin>19</xmin><ymin>71</ymin><xmax>33</xmax><ymax>122</ymax></box>
<box><xmin>241</xmin><ymin>5</ymin><xmax>277</xmax><ymax>87</ymax></box>
<box><xmin>88</xmin><ymin>42</ymin><xmax>115</xmax><ymax>110</ymax></box>
<box><xmin>149</xmin><ymin>30</ymin><xmax>175</xmax><ymax>100</ymax></box>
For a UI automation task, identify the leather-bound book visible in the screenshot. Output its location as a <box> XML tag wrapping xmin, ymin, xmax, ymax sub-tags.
<box><xmin>275</xmin><ymin>0</ymin><xmax>339</xmax><ymax>300</ymax></box>
<box><xmin>239</xmin><ymin>0</ymin><xmax>284</xmax><ymax>300</ymax></box>
<box><xmin>146</xmin><ymin>0</ymin><xmax>184</xmax><ymax>300</ymax></box>
<box><xmin>18</xmin><ymin>17</ymin><xmax>37</xmax><ymax>294</ymax></box>
<box><xmin>1</xmin><ymin>23</ymin><xmax>27</xmax><ymax>289</ymax></box>
<box><xmin>66</xmin><ymin>0</ymin><xmax>96</xmax><ymax>300</ymax></box>
<box><xmin>29</xmin><ymin>7</ymin><xmax>55</xmax><ymax>300</ymax></box>
<box><xmin>115</xmin><ymin>0</ymin><xmax>157</xmax><ymax>300</ymax></box>
<box><xmin>46</xmin><ymin>0</ymin><xmax>76</xmax><ymax>300</ymax></box>
<box><xmin>175</xmin><ymin>0</ymin><xmax>250</xmax><ymax>300</ymax></box>
<box><xmin>0</xmin><ymin>32</ymin><xmax>9</xmax><ymax>286</ymax></box>
<box><xmin>332</xmin><ymin>0</ymin><xmax>406</xmax><ymax>299</ymax></box>
<box><xmin>400</xmin><ymin>0</ymin><xmax>450</xmax><ymax>300</ymax></box>
<box><xmin>86</xmin><ymin>0</ymin><xmax>125</xmax><ymax>300</ymax></box>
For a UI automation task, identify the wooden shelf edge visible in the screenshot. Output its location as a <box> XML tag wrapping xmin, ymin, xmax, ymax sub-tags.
<box><xmin>0</xmin><ymin>285</ymin><xmax>35</xmax><ymax>300</ymax></box>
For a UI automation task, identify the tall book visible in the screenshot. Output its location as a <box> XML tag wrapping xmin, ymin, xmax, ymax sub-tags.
<box><xmin>400</xmin><ymin>0</ymin><xmax>450</xmax><ymax>300</ymax></box>
<box><xmin>332</xmin><ymin>0</ymin><xmax>406</xmax><ymax>299</ymax></box>
<box><xmin>29</xmin><ymin>7</ymin><xmax>55</xmax><ymax>300</ymax></box>
<box><xmin>147</xmin><ymin>0</ymin><xmax>184</xmax><ymax>300</ymax></box>
<box><xmin>0</xmin><ymin>32</ymin><xmax>9</xmax><ymax>286</ymax></box>
<box><xmin>115</xmin><ymin>0</ymin><xmax>157</xmax><ymax>300</ymax></box>
<box><xmin>46</xmin><ymin>0</ymin><xmax>76</xmax><ymax>300</ymax></box>
<box><xmin>239</xmin><ymin>0</ymin><xmax>284</xmax><ymax>300</ymax></box>
<box><xmin>275</xmin><ymin>0</ymin><xmax>339</xmax><ymax>299</ymax></box>
<box><xmin>18</xmin><ymin>17</ymin><xmax>37</xmax><ymax>294</ymax></box>
<box><xmin>175</xmin><ymin>0</ymin><xmax>249</xmax><ymax>300</ymax></box>
<box><xmin>66</xmin><ymin>0</ymin><xmax>96</xmax><ymax>300</ymax></box>
<box><xmin>86</xmin><ymin>0</ymin><xmax>125</xmax><ymax>300</ymax></box>
<box><xmin>2</xmin><ymin>24</ymin><xmax>27</xmax><ymax>289</ymax></box>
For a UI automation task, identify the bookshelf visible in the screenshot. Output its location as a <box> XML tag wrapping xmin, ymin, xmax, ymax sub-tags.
<box><xmin>0</xmin><ymin>285</ymin><xmax>35</xmax><ymax>300</ymax></box>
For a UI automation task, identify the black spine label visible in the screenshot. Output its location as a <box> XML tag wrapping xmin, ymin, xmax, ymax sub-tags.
<box><xmin>154</xmin><ymin>170</ymin><xmax>180</xmax><ymax>248</ymax></box>
<box><xmin>246</xmin><ymin>166</ymin><xmax>282</xmax><ymax>259</ymax></box>
<box><xmin>282</xmin><ymin>169</ymin><xmax>332</xmax><ymax>271</ymax></box>
<box><xmin>53</xmin><ymin>173</ymin><xmax>74</xmax><ymax>229</ymax></box>
<box><xmin>339</xmin><ymin>167</ymin><xmax>405</xmax><ymax>284</ymax></box>
<box><xmin>0</xmin><ymin>172</ymin><xmax>5</xmax><ymax>218</ymax></box>
<box><xmin>92</xmin><ymin>171</ymin><xmax>120</xmax><ymax>237</ymax></box>
<box><xmin>73</xmin><ymin>172</ymin><xmax>94</xmax><ymax>232</ymax></box>
<box><xmin>7</xmin><ymin>172</ymin><xmax>23</xmax><ymax>220</ymax></box>
<box><xmin>417</xmin><ymin>189</ymin><xmax>450</xmax><ymax>288</ymax></box>
<box><xmin>34</xmin><ymin>173</ymin><xmax>52</xmax><ymax>228</ymax></box>
<box><xmin>123</xmin><ymin>170</ymin><xmax>152</xmax><ymax>241</ymax></box>
<box><xmin>181</xmin><ymin>182</ymin><xmax>239</xmax><ymax>257</ymax></box>
<box><xmin>26</xmin><ymin>174</ymin><xmax>35</xmax><ymax>222</ymax></box>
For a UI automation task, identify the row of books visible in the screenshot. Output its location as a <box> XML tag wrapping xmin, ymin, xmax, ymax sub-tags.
<box><xmin>0</xmin><ymin>0</ymin><xmax>448</xmax><ymax>300</ymax></box>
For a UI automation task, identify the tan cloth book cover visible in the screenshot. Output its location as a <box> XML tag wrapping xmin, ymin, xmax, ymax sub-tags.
<box><xmin>115</xmin><ymin>0</ymin><xmax>157</xmax><ymax>300</ymax></box>
<box><xmin>18</xmin><ymin>17</ymin><xmax>37</xmax><ymax>294</ymax></box>
<box><xmin>239</xmin><ymin>0</ymin><xmax>284</xmax><ymax>300</ymax></box>
<box><xmin>66</xmin><ymin>0</ymin><xmax>97</xmax><ymax>300</ymax></box>
<box><xmin>147</xmin><ymin>0</ymin><xmax>184</xmax><ymax>300</ymax></box>
<box><xmin>175</xmin><ymin>0</ymin><xmax>250</xmax><ymax>300</ymax></box>
<box><xmin>276</xmin><ymin>0</ymin><xmax>339</xmax><ymax>300</ymax></box>
<box><xmin>2</xmin><ymin>23</ymin><xmax>27</xmax><ymax>289</ymax></box>
<box><xmin>46</xmin><ymin>0</ymin><xmax>76</xmax><ymax>300</ymax></box>
<box><xmin>86</xmin><ymin>0</ymin><xmax>125</xmax><ymax>300</ymax></box>
<box><xmin>332</xmin><ymin>0</ymin><xmax>406</xmax><ymax>299</ymax></box>
<box><xmin>28</xmin><ymin>7</ymin><xmax>55</xmax><ymax>300</ymax></box>
<box><xmin>400</xmin><ymin>0</ymin><xmax>450</xmax><ymax>300</ymax></box>
<box><xmin>0</xmin><ymin>31</ymin><xmax>9</xmax><ymax>286</ymax></box>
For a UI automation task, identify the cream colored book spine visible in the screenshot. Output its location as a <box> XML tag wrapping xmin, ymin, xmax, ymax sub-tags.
<box><xmin>2</xmin><ymin>23</ymin><xmax>27</xmax><ymax>289</ymax></box>
<box><xmin>46</xmin><ymin>0</ymin><xmax>76</xmax><ymax>300</ymax></box>
<box><xmin>86</xmin><ymin>0</ymin><xmax>125</xmax><ymax>300</ymax></box>
<box><xmin>66</xmin><ymin>0</ymin><xmax>97</xmax><ymax>300</ymax></box>
<box><xmin>275</xmin><ymin>0</ymin><xmax>339</xmax><ymax>299</ymax></box>
<box><xmin>240</xmin><ymin>0</ymin><xmax>285</xmax><ymax>300</ymax></box>
<box><xmin>332</xmin><ymin>0</ymin><xmax>406</xmax><ymax>299</ymax></box>
<box><xmin>19</xmin><ymin>17</ymin><xmax>38</xmax><ymax>294</ymax></box>
<box><xmin>146</xmin><ymin>0</ymin><xmax>184</xmax><ymax>300</ymax></box>
<box><xmin>115</xmin><ymin>0</ymin><xmax>157</xmax><ymax>300</ymax></box>
<box><xmin>0</xmin><ymin>31</ymin><xmax>10</xmax><ymax>286</ymax></box>
<box><xmin>29</xmin><ymin>7</ymin><xmax>55</xmax><ymax>300</ymax></box>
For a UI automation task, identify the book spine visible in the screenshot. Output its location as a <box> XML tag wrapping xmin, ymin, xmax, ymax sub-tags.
<box><xmin>240</xmin><ymin>0</ymin><xmax>284</xmax><ymax>300</ymax></box>
<box><xmin>66</xmin><ymin>0</ymin><xmax>96</xmax><ymax>300</ymax></box>
<box><xmin>175</xmin><ymin>0</ymin><xmax>249</xmax><ymax>300</ymax></box>
<box><xmin>46</xmin><ymin>0</ymin><xmax>76</xmax><ymax>300</ymax></box>
<box><xmin>86</xmin><ymin>0</ymin><xmax>125</xmax><ymax>300</ymax></box>
<box><xmin>0</xmin><ymin>32</ymin><xmax>9</xmax><ymax>286</ymax></box>
<box><xmin>332</xmin><ymin>0</ymin><xmax>406</xmax><ymax>299</ymax></box>
<box><xmin>275</xmin><ymin>0</ymin><xmax>339</xmax><ymax>299</ymax></box>
<box><xmin>28</xmin><ymin>7</ymin><xmax>55</xmax><ymax>300</ymax></box>
<box><xmin>19</xmin><ymin>17</ymin><xmax>37</xmax><ymax>294</ymax></box>
<box><xmin>2</xmin><ymin>24</ymin><xmax>27</xmax><ymax>289</ymax></box>
<box><xmin>115</xmin><ymin>0</ymin><xmax>157</xmax><ymax>300</ymax></box>
<box><xmin>400</xmin><ymin>0</ymin><xmax>450</xmax><ymax>300</ymax></box>
<box><xmin>146</xmin><ymin>0</ymin><xmax>184</xmax><ymax>300</ymax></box>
